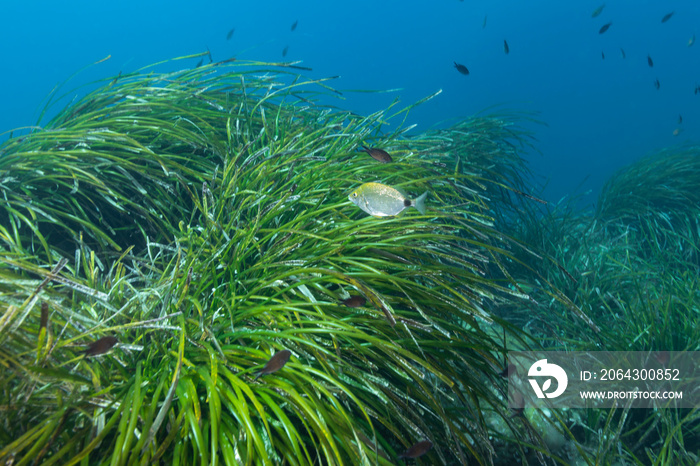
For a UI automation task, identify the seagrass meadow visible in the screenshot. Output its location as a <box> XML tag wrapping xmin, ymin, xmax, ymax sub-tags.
<box><xmin>0</xmin><ymin>54</ymin><xmax>550</xmax><ymax>465</ymax></box>
<box><xmin>502</xmin><ymin>147</ymin><xmax>700</xmax><ymax>464</ymax></box>
<box><xmin>1</xmin><ymin>53</ymin><xmax>698</xmax><ymax>466</ymax></box>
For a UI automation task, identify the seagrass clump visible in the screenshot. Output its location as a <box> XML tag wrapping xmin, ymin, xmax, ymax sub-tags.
<box><xmin>0</xmin><ymin>56</ymin><xmax>545</xmax><ymax>465</ymax></box>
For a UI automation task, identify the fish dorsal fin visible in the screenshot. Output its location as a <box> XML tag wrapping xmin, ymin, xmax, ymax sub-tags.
<box><xmin>394</xmin><ymin>186</ymin><xmax>409</xmax><ymax>198</ymax></box>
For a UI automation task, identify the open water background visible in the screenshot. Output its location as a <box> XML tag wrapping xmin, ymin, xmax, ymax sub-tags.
<box><xmin>1</xmin><ymin>0</ymin><xmax>698</xmax><ymax>206</ymax></box>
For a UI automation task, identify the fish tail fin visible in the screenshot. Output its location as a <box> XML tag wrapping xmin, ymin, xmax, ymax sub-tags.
<box><xmin>413</xmin><ymin>191</ymin><xmax>428</xmax><ymax>214</ymax></box>
<box><xmin>253</xmin><ymin>371</ymin><xmax>262</xmax><ymax>382</ymax></box>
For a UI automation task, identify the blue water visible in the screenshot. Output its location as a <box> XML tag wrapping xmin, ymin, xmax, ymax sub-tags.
<box><xmin>1</xmin><ymin>0</ymin><xmax>698</xmax><ymax>206</ymax></box>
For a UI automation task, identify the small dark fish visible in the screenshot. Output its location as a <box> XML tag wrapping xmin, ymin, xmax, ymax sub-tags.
<box><xmin>661</xmin><ymin>12</ymin><xmax>674</xmax><ymax>23</ymax></box>
<box><xmin>109</xmin><ymin>71</ymin><xmax>122</xmax><ymax>86</ymax></box>
<box><xmin>654</xmin><ymin>78</ymin><xmax>660</xmax><ymax>90</ymax></box>
<box><xmin>226</xmin><ymin>28</ymin><xmax>235</xmax><ymax>40</ymax></box>
<box><xmin>647</xmin><ymin>55</ymin><xmax>654</xmax><ymax>67</ymax></box>
<box><xmin>282</xmin><ymin>45</ymin><xmax>289</xmax><ymax>57</ymax></box>
<box><xmin>695</xmin><ymin>84</ymin><xmax>699</xmax><ymax>95</ymax></box>
<box><xmin>510</xmin><ymin>189</ymin><xmax>547</xmax><ymax>206</ymax></box>
<box><xmin>601</xmin><ymin>51</ymin><xmax>605</xmax><ymax>60</ymax></box>
<box><xmin>678</xmin><ymin>114</ymin><xmax>683</xmax><ymax>125</ymax></box>
<box><xmin>620</xmin><ymin>48</ymin><xmax>626</xmax><ymax>59</ymax></box>
<box><xmin>599</xmin><ymin>22</ymin><xmax>612</xmax><ymax>34</ymax></box>
<box><xmin>499</xmin><ymin>363</ymin><xmax>517</xmax><ymax>379</ymax></box>
<box><xmin>511</xmin><ymin>390</ymin><xmax>525</xmax><ymax>417</ymax></box>
<box><xmin>503</xmin><ymin>40</ymin><xmax>509</xmax><ymax>54</ymax></box>
<box><xmin>341</xmin><ymin>295</ymin><xmax>366</xmax><ymax>308</ymax></box>
<box><xmin>83</xmin><ymin>336</ymin><xmax>118</xmax><ymax>357</ymax></box>
<box><xmin>398</xmin><ymin>440</ymin><xmax>433</xmax><ymax>459</ymax></box>
<box><xmin>482</xmin><ymin>15</ymin><xmax>487</xmax><ymax>28</ymax></box>
<box><xmin>206</xmin><ymin>47</ymin><xmax>213</xmax><ymax>63</ymax></box>
<box><xmin>195</xmin><ymin>58</ymin><xmax>203</xmax><ymax>68</ymax></box>
<box><xmin>360</xmin><ymin>145</ymin><xmax>392</xmax><ymax>163</ymax></box>
<box><xmin>591</xmin><ymin>4</ymin><xmax>605</xmax><ymax>18</ymax></box>
<box><xmin>291</xmin><ymin>20</ymin><xmax>298</xmax><ymax>31</ymax></box>
<box><xmin>40</xmin><ymin>301</ymin><xmax>49</xmax><ymax>329</ymax></box>
<box><xmin>453</xmin><ymin>61</ymin><xmax>469</xmax><ymax>75</ymax></box>
<box><xmin>254</xmin><ymin>349</ymin><xmax>292</xmax><ymax>381</ymax></box>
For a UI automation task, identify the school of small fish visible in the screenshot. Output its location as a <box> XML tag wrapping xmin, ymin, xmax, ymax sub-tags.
<box><xmin>218</xmin><ymin>6</ymin><xmax>692</xmax><ymax>142</ymax></box>
<box><xmin>448</xmin><ymin>5</ymin><xmax>693</xmax><ymax>134</ymax></box>
<box><xmin>589</xmin><ymin>7</ymin><xmax>692</xmax><ymax>132</ymax></box>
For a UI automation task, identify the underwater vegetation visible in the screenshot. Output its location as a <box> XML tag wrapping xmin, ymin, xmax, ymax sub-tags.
<box><xmin>0</xmin><ymin>54</ymin><xmax>555</xmax><ymax>465</ymax></box>
<box><xmin>503</xmin><ymin>146</ymin><xmax>700</xmax><ymax>464</ymax></box>
<box><xmin>0</xmin><ymin>52</ymin><xmax>698</xmax><ymax>465</ymax></box>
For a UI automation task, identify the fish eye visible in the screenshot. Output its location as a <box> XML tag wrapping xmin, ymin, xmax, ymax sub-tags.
<box><xmin>352</xmin><ymin>192</ymin><xmax>358</xmax><ymax>197</ymax></box>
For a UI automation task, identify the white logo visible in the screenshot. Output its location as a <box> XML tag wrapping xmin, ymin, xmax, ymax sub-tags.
<box><xmin>528</xmin><ymin>359</ymin><xmax>568</xmax><ymax>399</ymax></box>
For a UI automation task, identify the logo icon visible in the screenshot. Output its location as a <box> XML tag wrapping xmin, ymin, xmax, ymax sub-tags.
<box><xmin>528</xmin><ymin>359</ymin><xmax>568</xmax><ymax>399</ymax></box>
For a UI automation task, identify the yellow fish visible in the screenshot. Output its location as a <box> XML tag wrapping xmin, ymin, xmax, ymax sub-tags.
<box><xmin>349</xmin><ymin>182</ymin><xmax>427</xmax><ymax>217</ymax></box>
